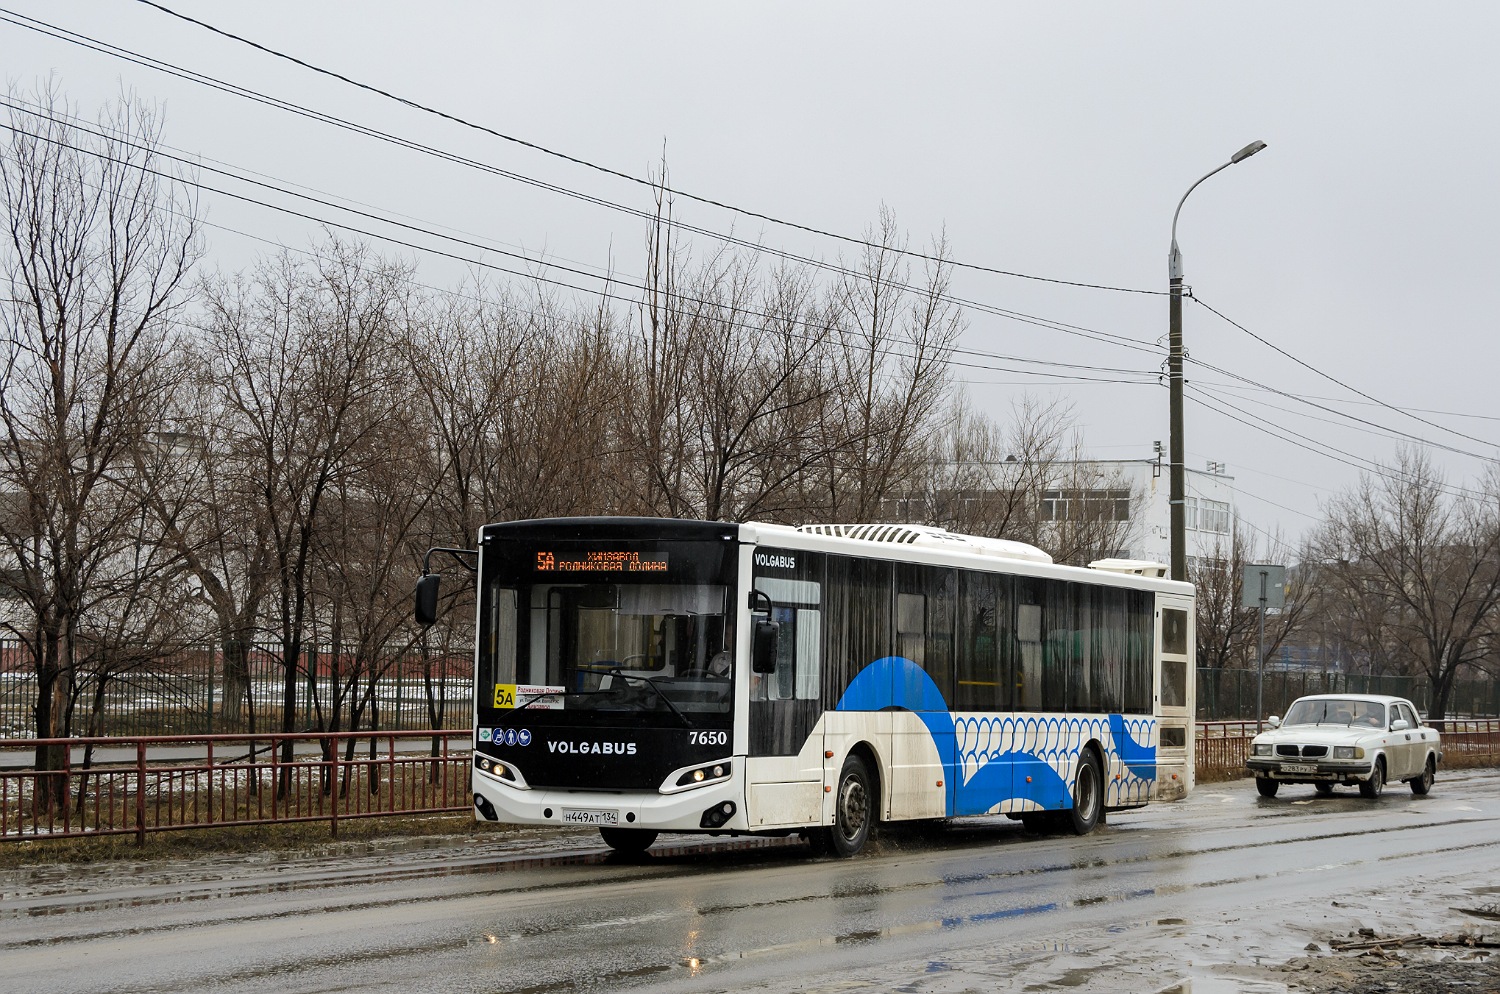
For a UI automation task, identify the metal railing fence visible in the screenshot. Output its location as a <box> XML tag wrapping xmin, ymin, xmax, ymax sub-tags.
<box><xmin>0</xmin><ymin>639</ymin><xmax>473</xmax><ymax>739</ymax></box>
<box><xmin>3</xmin><ymin>719</ymin><xmax>1496</xmax><ymax>845</ymax></box>
<box><xmin>0</xmin><ymin>730</ymin><xmax>470</xmax><ymax>843</ymax></box>
<box><xmin>1196</xmin><ymin>668</ymin><xmax>1500</xmax><ymax>722</ymax></box>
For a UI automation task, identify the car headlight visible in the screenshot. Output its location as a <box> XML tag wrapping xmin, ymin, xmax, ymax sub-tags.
<box><xmin>1333</xmin><ymin>746</ymin><xmax>1363</xmax><ymax>760</ymax></box>
<box><xmin>1251</xmin><ymin>742</ymin><xmax>1271</xmax><ymax>756</ymax></box>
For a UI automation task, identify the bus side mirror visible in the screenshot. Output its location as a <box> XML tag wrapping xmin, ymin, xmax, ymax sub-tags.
<box><xmin>751</xmin><ymin>620</ymin><xmax>780</xmax><ymax>674</ymax></box>
<box><xmin>414</xmin><ymin>574</ymin><xmax>441</xmax><ymax>627</ymax></box>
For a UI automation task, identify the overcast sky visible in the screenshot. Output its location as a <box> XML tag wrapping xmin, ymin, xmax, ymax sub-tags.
<box><xmin>6</xmin><ymin>2</ymin><xmax>1498</xmax><ymax>553</ymax></box>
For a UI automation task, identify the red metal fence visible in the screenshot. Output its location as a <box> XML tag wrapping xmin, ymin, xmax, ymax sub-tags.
<box><xmin>3</xmin><ymin>719</ymin><xmax>1497</xmax><ymax>845</ymax></box>
<box><xmin>0</xmin><ymin>730</ymin><xmax>470</xmax><ymax>843</ymax></box>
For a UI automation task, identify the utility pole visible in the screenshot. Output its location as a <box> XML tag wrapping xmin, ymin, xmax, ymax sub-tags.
<box><xmin>1167</xmin><ymin>140</ymin><xmax>1267</xmax><ymax>582</ymax></box>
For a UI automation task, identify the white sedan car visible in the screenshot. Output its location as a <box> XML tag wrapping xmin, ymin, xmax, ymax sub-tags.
<box><xmin>1246</xmin><ymin>693</ymin><xmax>1442</xmax><ymax>799</ymax></box>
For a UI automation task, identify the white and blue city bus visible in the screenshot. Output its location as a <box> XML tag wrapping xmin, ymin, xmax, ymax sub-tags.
<box><xmin>415</xmin><ymin>517</ymin><xmax>1195</xmax><ymax>856</ymax></box>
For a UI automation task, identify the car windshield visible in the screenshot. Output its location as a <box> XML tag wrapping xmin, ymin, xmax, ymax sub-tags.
<box><xmin>1282</xmin><ymin>698</ymin><xmax>1386</xmax><ymax>728</ymax></box>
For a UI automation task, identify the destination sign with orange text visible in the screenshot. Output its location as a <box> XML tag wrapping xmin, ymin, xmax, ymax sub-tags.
<box><xmin>534</xmin><ymin>550</ymin><xmax>669</xmax><ymax>573</ymax></box>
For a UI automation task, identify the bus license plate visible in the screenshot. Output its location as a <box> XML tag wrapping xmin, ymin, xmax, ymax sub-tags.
<box><xmin>1281</xmin><ymin>763</ymin><xmax>1316</xmax><ymax>774</ymax></box>
<box><xmin>561</xmin><ymin>807</ymin><xmax>619</xmax><ymax>826</ymax></box>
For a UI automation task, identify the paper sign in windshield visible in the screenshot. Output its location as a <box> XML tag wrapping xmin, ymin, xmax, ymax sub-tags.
<box><xmin>493</xmin><ymin>683</ymin><xmax>565</xmax><ymax>709</ymax></box>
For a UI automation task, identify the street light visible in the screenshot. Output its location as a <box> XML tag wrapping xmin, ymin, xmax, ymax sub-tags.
<box><xmin>1167</xmin><ymin>139</ymin><xmax>1267</xmax><ymax>582</ymax></box>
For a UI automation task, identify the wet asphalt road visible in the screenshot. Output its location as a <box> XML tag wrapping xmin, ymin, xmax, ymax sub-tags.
<box><xmin>4</xmin><ymin>769</ymin><xmax>1498</xmax><ymax>994</ymax></box>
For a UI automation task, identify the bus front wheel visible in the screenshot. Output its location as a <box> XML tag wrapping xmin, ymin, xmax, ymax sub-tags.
<box><xmin>824</xmin><ymin>753</ymin><xmax>875</xmax><ymax>857</ymax></box>
<box><xmin>600</xmin><ymin>827</ymin><xmax>657</xmax><ymax>853</ymax></box>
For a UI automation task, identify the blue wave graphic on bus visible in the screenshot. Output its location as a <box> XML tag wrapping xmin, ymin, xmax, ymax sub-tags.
<box><xmin>834</xmin><ymin>656</ymin><xmax>1154</xmax><ymax>817</ymax></box>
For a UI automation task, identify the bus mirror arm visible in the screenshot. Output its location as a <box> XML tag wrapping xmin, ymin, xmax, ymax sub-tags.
<box><xmin>752</xmin><ymin>620</ymin><xmax>780</xmax><ymax>674</ymax></box>
<box><xmin>414</xmin><ymin>546</ymin><xmax>477</xmax><ymax>626</ymax></box>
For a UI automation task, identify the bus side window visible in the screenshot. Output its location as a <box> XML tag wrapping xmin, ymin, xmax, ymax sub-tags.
<box><xmin>1015</xmin><ymin>600</ymin><xmax>1043</xmax><ymax>712</ymax></box>
<box><xmin>758</xmin><ymin>605</ymin><xmax>820</xmax><ymax>702</ymax></box>
<box><xmin>772</xmin><ymin>606</ymin><xmax>796</xmax><ymax>699</ymax></box>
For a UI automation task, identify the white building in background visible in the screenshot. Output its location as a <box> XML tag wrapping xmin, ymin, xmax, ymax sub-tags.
<box><xmin>1049</xmin><ymin>451</ymin><xmax>1238</xmax><ymax>567</ymax></box>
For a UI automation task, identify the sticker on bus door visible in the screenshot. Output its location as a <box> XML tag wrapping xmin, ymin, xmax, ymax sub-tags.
<box><xmin>493</xmin><ymin>684</ymin><xmax>565</xmax><ymax>709</ymax></box>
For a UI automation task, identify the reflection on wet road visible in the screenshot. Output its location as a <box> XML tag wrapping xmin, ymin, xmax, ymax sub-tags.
<box><xmin>3</xmin><ymin>769</ymin><xmax>1497</xmax><ymax>993</ymax></box>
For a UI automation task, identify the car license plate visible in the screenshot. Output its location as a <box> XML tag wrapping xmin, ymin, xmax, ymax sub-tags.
<box><xmin>1281</xmin><ymin>763</ymin><xmax>1317</xmax><ymax>774</ymax></box>
<box><xmin>561</xmin><ymin>807</ymin><xmax>619</xmax><ymax>826</ymax></box>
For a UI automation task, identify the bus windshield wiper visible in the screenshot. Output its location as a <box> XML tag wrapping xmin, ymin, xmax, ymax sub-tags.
<box><xmin>609</xmin><ymin>668</ymin><xmax>692</xmax><ymax>728</ymax></box>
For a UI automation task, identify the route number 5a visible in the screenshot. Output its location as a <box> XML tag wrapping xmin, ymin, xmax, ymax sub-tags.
<box><xmin>493</xmin><ymin>684</ymin><xmax>516</xmax><ymax>709</ymax></box>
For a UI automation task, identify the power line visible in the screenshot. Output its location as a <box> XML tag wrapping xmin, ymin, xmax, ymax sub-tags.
<box><xmin>1195</xmin><ymin>376</ymin><xmax>1500</xmax><ymax>426</ymax></box>
<box><xmin>0</xmin><ymin>112</ymin><xmax>1162</xmax><ymax>393</ymax></box>
<box><xmin>126</xmin><ymin>0</ymin><xmax>1164</xmax><ymax>297</ymax></box>
<box><xmin>1192</xmin><ymin>293</ymin><xmax>1499</xmax><ymax>451</ymax></box>
<box><xmin>1186</xmin><ymin>385</ymin><xmax>1490</xmax><ymax>503</ymax></box>
<box><xmin>1191</xmin><ymin>371</ymin><xmax>1495</xmax><ymax>458</ymax></box>
<box><xmin>0</xmin><ymin>9</ymin><xmax>1166</xmax><ymax>359</ymax></box>
<box><xmin>1189</xmin><ymin>353</ymin><xmax>1496</xmax><ymax>463</ymax></box>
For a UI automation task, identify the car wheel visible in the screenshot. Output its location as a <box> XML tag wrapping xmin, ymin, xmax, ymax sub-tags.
<box><xmin>1314</xmin><ymin>782</ymin><xmax>1334</xmax><ymax>796</ymax></box>
<box><xmin>1065</xmin><ymin>750</ymin><xmax>1103</xmax><ymax>835</ymax></box>
<box><xmin>824</xmin><ymin>753</ymin><xmax>875</xmax><ymax>857</ymax></box>
<box><xmin>599</xmin><ymin>827</ymin><xmax>658</xmax><ymax>853</ymax></box>
<box><xmin>1410</xmin><ymin>756</ymin><xmax>1435</xmax><ymax>796</ymax></box>
<box><xmin>1359</xmin><ymin>758</ymin><xmax>1385</xmax><ymax>799</ymax></box>
<box><xmin>1256</xmin><ymin>777</ymin><xmax>1279</xmax><ymax>798</ymax></box>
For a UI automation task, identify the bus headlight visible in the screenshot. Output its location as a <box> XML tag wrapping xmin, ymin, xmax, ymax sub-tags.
<box><xmin>669</xmin><ymin>760</ymin><xmax>732</xmax><ymax>791</ymax></box>
<box><xmin>475</xmin><ymin>755</ymin><xmax>521</xmax><ymax>784</ymax></box>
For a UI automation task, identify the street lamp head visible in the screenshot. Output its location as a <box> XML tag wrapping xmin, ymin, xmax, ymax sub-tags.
<box><xmin>1231</xmin><ymin>140</ymin><xmax>1268</xmax><ymax>164</ymax></box>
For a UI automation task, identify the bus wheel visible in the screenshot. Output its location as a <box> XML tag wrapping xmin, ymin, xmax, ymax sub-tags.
<box><xmin>600</xmin><ymin>827</ymin><xmax>658</xmax><ymax>853</ymax></box>
<box><xmin>825</xmin><ymin>754</ymin><xmax>874</xmax><ymax>857</ymax></box>
<box><xmin>1065</xmin><ymin>751</ymin><xmax>1103</xmax><ymax>835</ymax></box>
<box><xmin>801</xmin><ymin>829</ymin><xmax>830</xmax><ymax>856</ymax></box>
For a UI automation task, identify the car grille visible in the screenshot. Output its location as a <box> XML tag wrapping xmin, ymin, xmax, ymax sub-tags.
<box><xmin>1275</xmin><ymin>745</ymin><xmax>1328</xmax><ymax>758</ymax></box>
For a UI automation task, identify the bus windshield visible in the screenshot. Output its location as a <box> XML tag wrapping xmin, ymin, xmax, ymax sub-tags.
<box><xmin>480</xmin><ymin>577</ymin><xmax>734</xmax><ymax>725</ymax></box>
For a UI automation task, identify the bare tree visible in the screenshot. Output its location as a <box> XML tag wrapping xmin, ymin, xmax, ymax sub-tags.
<box><xmin>144</xmin><ymin>369</ymin><xmax>274</xmax><ymax>727</ymax></box>
<box><xmin>620</xmin><ymin>190</ymin><xmax>844</xmax><ymax>521</ymax></box>
<box><xmin>901</xmin><ymin>394</ymin><xmax>1140</xmax><ymax>565</ymax></box>
<box><xmin>1191</xmin><ymin>521</ymin><xmax>1307</xmax><ymax>718</ymax></box>
<box><xmin>198</xmin><ymin>240</ymin><xmax>409</xmax><ymax>788</ymax></box>
<box><xmin>1308</xmin><ymin>448</ymin><xmax>1500</xmax><ymax>718</ymax></box>
<box><xmin>0</xmin><ymin>87</ymin><xmax>199</xmax><ymax>808</ymax></box>
<box><xmin>817</xmin><ymin>209</ymin><xmax>963</xmax><ymax>520</ymax></box>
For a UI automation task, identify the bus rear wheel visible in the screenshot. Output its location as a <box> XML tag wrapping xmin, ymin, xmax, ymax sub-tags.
<box><xmin>823</xmin><ymin>753</ymin><xmax>874</xmax><ymax>857</ymax></box>
<box><xmin>1065</xmin><ymin>750</ymin><xmax>1103</xmax><ymax>835</ymax></box>
<box><xmin>600</xmin><ymin>827</ymin><xmax>657</xmax><ymax>853</ymax></box>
